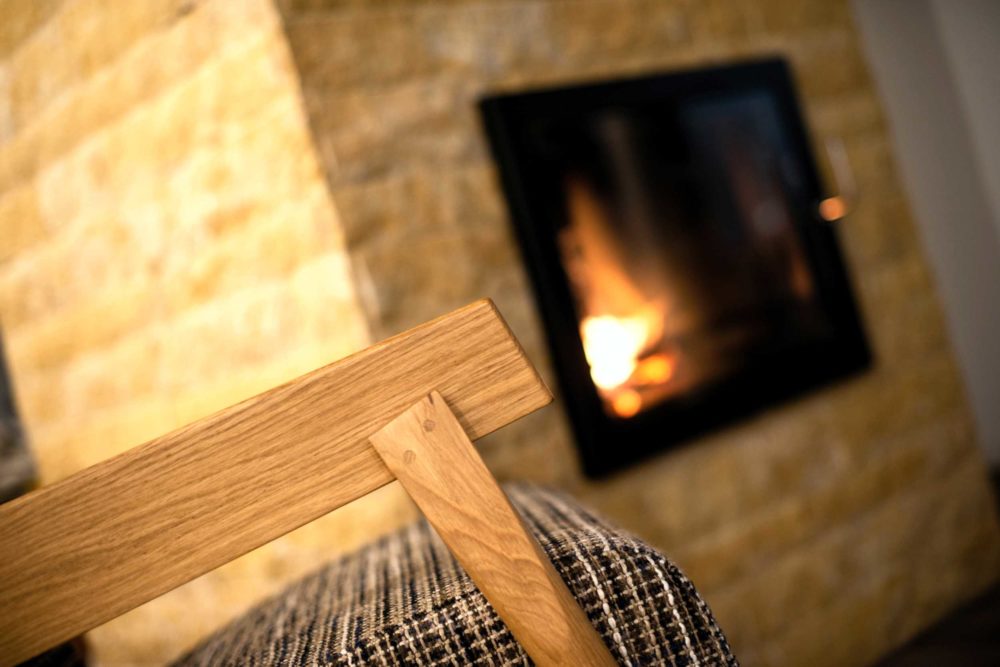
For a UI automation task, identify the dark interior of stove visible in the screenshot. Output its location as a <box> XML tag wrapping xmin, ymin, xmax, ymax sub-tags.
<box><xmin>481</xmin><ymin>59</ymin><xmax>871</xmax><ymax>476</ymax></box>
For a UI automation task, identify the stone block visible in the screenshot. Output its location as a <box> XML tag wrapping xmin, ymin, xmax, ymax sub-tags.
<box><xmin>291</xmin><ymin>252</ymin><xmax>372</xmax><ymax>356</ymax></box>
<box><xmin>4</xmin><ymin>2</ymin><xmax>89</xmax><ymax>132</ymax></box>
<box><xmin>541</xmin><ymin>1</ymin><xmax>689</xmax><ymax>78</ymax></box>
<box><xmin>0</xmin><ymin>0</ymin><xmax>63</xmax><ymax>58</ymax></box>
<box><xmin>867</xmin><ymin>285</ymin><xmax>952</xmax><ymax>367</ymax></box>
<box><xmin>755</xmin><ymin>454</ymin><xmax>1000</xmax><ymax>667</ymax></box>
<box><xmin>842</xmin><ymin>131</ymin><xmax>900</xmax><ymax>193</ymax></box>
<box><xmin>837</xmin><ymin>187</ymin><xmax>918</xmax><ymax>268</ymax></box>
<box><xmin>755</xmin><ymin>0</ymin><xmax>854</xmax><ymax>35</ymax></box>
<box><xmin>685</xmin><ymin>0</ymin><xmax>757</xmax><ymax>44</ymax></box>
<box><xmin>159</xmin><ymin>195</ymin><xmax>326</xmax><ymax>316</ymax></box>
<box><xmin>786</xmin><ymin>30</ymin><xmax>871</xmax><ymax>101</ymax></box>
<box><xmin>0</xmin><ymin>0</ymin><xmax>282</xmax><ymax>194</ymax></box>
<box><xmin>356</xmin><ymin>225</ymin><xmax>481</xmax><ymax>334</ymax></box>
<box><xmin>5</xmin><ymin>274</ymin><xmax>153</xmax><ymax>377</ymax></box>
<box><xmin>0</xmin><ymin>64</ymin><xmax>11</xmax><ymax>143</ymax></box>
<box><xmin>708</xmin><ymin>448</ymin><xmax>999</xmax><ymax>665</ymax></box>
<box><xmin>416</xmin><ymin>2</ymin><xmax>555</xmax><ymax>79</ymax></box>
<box><xmin>0</xmin><ymin>246</ymin><xmax>73</xmax><ymax>336</ymax></box>
<box><xmin>286</xmin><ymin>10</ymin><xmax>434</xmax><ymax>91</ymax></box>
<box><xmin>820</xmin><ymin>357</ymin><xmax>966</xmax><ymax>461</ymax></box>
<box><xmin>0</xmin><ymin>182</ymin><xmax>44</xmax><ymax>263</ymax></box>
<box><xmin>54</xmin><ymin>329</ymin><xmax>163</xmax><ymax>424</ymax></box>
<box><xmin>671</xmin><ymin>401</ymin><xmax>977</xmax><ymax>595</ymax></box>
<box><xmin>307</xmin><ymin>76</ymin><xmax>484</xmax><ymax>185</ymax></box>
<box><xmin>807</xmin><ymin>90</ymin><xmax>886</xmax><ymax>140</ymax></box>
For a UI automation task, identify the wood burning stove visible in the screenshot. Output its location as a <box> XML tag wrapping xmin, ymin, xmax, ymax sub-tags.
<box><xmin>480</xmin><ymin>59</ymin><xmax>871</xmax><ymax>477</ymax></box>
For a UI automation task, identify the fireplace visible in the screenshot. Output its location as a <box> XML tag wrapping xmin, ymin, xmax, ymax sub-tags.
<box><xmin>480</xmin><ymin>59</ymin><xmax>871</xmax><ymax>477</ymax></box>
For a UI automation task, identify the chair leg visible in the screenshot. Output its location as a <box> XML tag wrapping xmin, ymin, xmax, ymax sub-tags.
<box><xmin>370</xmin><ymin>391</ymin><xmax>617</xmax><ymax>667</ymax></box>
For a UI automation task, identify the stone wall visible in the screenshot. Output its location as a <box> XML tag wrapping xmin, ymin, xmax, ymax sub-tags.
<box><xmin>1</xmin><ymin>0</ymin><xmax>998</xmax><ymax>665</ymax></box>
<box><xmin>0</xmin><ymin>0</ymin><xmax>417</xmax><ymax>664</ymax></box>
<box><xmin>281</xmin><ymin>1</ymin><xmax>1000</xmax><ymax>666</ymax></box>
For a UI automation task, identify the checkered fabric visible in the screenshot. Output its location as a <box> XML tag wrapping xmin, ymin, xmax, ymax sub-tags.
<box><xmin>173</xmin><ymin>484</ymin><xmax>738</xmax><ymax>666</ymax></box>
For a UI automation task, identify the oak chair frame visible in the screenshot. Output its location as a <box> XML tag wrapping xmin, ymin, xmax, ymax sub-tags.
<box><xmin>0</xmin><ymin>300</ymin><xmax>615</xmax><ymax>667</ymax></box>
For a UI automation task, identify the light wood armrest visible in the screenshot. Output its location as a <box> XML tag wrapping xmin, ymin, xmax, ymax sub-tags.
<box><xmin>0</xmin><ymin>300</ymin><xmax>552</xmax><ymax>665</ymax></box>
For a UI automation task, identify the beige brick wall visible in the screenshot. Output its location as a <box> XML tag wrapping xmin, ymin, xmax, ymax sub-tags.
<box><xmin>0</xmin><ymin>0</ymin><xmax>417</xmax><ymax>664</ymax></box>
<box><xmin>281</xmin><ymin>1</ymin><xmax>1000</xmax><ymax>666</ymax></box>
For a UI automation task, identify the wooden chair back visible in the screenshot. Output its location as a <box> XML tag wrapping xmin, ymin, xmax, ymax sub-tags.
<box><xmin>0</xmin><ymin>300</ymin><xmax>615</xmax><ymax>666</ymax></box>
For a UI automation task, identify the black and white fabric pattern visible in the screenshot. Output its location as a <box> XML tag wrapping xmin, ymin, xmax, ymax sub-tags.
<box><xmin>173</xmin><ymin>484</ymin><xmax>738</xmax><ymax>666</ymax></box>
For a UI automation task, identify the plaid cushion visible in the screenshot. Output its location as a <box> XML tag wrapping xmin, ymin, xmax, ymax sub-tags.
<box><xmin>173</xmin><ymin>484</ymin><xmax>738</xmax><ymax>666</ymax></box>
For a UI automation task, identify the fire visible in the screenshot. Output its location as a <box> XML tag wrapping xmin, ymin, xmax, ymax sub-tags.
<box><xmin>612</xmin><ymin>389</ymin><xmax>642</xmax><ymax>418</ymax></box>
<box><xmin>581</xmin><ymin>314</ymin><xmax>676</xmax><ymax>418</ymax></box>
<box><xmin>580</xmin><ymin>315</ymin><xmax>650</xmax><ymax>390</ymax></box>
<box><xmin>562</xmin><ymin>175</ymin><xmax>675</xmax><ymax>416</ymax></box>
<box><xmin>634</xmin><ymin>354</ymin><xmax>675</xmax><ymax>384</ymax></box>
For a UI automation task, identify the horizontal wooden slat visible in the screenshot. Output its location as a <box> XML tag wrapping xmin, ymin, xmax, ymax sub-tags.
<box><xmin>0</xmin><ymin>299</ymin><xmax>551</xmax><ymax>666</ymax></box>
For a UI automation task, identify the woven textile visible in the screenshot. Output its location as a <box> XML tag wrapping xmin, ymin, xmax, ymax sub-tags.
<box><xmin>174</xmin><ymin>485</ymin><xmax>738</xmax><ymax>666</ymax></box>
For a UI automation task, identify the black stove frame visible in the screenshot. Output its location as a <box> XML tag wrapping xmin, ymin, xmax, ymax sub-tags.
<box><xmin>480</xmin><ymin>59</ymin><xmax>871</xmax><ymax>477</ymax></box>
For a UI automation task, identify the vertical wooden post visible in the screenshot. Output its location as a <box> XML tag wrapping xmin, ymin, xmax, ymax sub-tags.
<box><xmin>370</xmin><ymin>391</ymin><xmax>617</xmax><ymax>667</ymax></box>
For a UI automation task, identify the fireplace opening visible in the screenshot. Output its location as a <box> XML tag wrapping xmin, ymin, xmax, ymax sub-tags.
<box><xmin>481</xmin><ymin>59</ymin><xmax>871</xmax><ymax>476</ymax></box>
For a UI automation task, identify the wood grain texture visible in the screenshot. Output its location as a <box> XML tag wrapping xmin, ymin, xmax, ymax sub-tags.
<box><xmin>0</xmin><ymin>300</ymin><xmax>551</xmax><ymax>666</ymax></box>
<box><xmin>370</xmin><ymin>391</ymin><xmax>617</xmax><ymax>667</ymax></box>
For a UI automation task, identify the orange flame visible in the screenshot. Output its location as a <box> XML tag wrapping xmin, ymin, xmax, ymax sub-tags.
<box><xmin>612</xmin><ymin>389</ymin><xmax>642</xmax><ymax>418</ymax></box>
<box><xmin>580</xmin><ymin>314</ymin><xmax>650</xmax><ymax>390</ymax></box>
<box><xmin>634</xmin><ymin>354</ymin><xmax>675</xmax><ymax>385</ymax></box>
